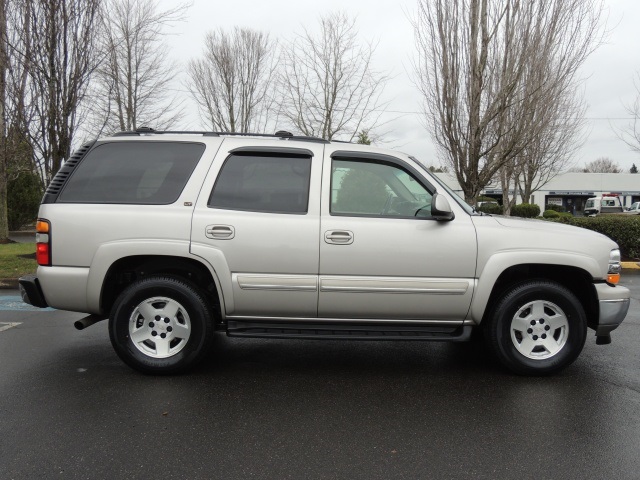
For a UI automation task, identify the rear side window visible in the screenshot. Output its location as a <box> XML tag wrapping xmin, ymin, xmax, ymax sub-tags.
<box><xmin>58</xmin><ymin>142</ymin><xmax>205</xmax><ymax>204</ymax></box>
<box><xmin>208</xmin><ymin>154</ymin><xmax>312</xmax><ymax>214</ymax></box>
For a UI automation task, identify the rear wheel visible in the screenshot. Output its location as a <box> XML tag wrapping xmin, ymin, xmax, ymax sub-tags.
<box><xmin>484</xmin><ymin>280</ymin><xmax>587</xmax><ymax>375</ymax></box>
<box><xmin>109</xmin><ymin>276</ymin><xmax>214</xmax><ymax>374</ymax></box>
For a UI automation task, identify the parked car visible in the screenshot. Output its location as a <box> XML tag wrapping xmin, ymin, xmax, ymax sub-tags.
<box><xmin>19</xmin><ymin>129</ymin><xmax>630</xmax><ymax>376</ymax></box>
<box><xmin>624</xmin><ymin>202</ymin><xmax>640</xmax><ymax>215</ymax></box>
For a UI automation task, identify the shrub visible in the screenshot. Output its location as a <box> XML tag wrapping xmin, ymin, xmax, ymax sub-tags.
<box><xmin>478</xmin><ymin>203</ymin><xmax>503</xmax><ymax>214</ymax></box>
<box><xmin>548</xmin><ymin>215</ymin><xmax>640</xmax><ymax>259</ymax></box>
<box><xmin>477</xmin><ymin>195</ymin><xmax>498</xmax><ymax>204</ymax></box>
<box><xmin>543</xmin><ymin>209</ymin><xmax>559</xmax><ymax>219</ymax></box>
<box><xmin>511</xmin><ymin>203</ymin><xmax>541</xmax><ymax>218</ymax></box>
<box><xmin>545</xmin><ymin>204</ymin><xmax>566</xmax><ymax>213</ymax></box>
<box><xmin>8</xmin><ymin>171</ymin><xmax>43</xmax><ymax>230</ymax></box>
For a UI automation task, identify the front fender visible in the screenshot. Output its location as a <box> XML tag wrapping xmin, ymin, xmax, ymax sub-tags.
<box><xmin>470</xmin><ymin>250</ymin><xmax>600</xmax><ymax>323</ymax></box>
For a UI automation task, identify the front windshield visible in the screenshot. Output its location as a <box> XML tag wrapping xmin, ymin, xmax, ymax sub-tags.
<box><xmin>409</xmin><ymin>156</ymin><xmax>474</xmax><ymax>215</ymax></box>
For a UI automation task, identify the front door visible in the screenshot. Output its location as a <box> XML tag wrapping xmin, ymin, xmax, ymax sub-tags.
<box><xmin>319</xmin><ymin>149</ymin><xmax>477</xmax><ymax>321</ymax></box>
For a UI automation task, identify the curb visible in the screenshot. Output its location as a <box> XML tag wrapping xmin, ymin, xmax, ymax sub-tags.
<box><xmin>621</xmin><ymin>262</ymin><xmax>640</xmax><ymax>270</ymax></box>
<box><xmin>0</xmin><ymin>279</ymin><xmax>19</xmax><ymax>289</ymax></box>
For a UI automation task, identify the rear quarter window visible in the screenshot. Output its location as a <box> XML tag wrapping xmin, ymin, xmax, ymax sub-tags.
<box><xmin>57</xmin><ymin>141</ymin><xmax>205</xmax><ymax>204</ymax></box>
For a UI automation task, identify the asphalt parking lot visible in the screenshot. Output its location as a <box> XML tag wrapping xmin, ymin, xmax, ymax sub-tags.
<box><xmin>1</xmin><ymin>274</ymin><xmax>639</xmax><ymax>480</ymax></box>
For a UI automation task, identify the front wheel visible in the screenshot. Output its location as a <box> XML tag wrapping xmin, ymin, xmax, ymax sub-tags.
<box><xmin>484</xmin><ymin>280</ymin><xmax>587</xmax><ymax>375</ymax></box>
<box><xmin>109</xmin><ymin>276</ymin><xmax>214</xmax><ymax>374</ymax></box>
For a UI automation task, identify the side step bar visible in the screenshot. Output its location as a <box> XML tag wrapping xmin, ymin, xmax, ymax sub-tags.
<box><xmin>227</xmin><ymin>320</ymin><xmax>472</xmax><ymax>342</ymax></box>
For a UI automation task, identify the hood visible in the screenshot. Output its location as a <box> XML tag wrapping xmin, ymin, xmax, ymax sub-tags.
<box><xmin>492</xmin><ymin>215</ymin><xmax>613</xmax><ymax>242</ymax></box>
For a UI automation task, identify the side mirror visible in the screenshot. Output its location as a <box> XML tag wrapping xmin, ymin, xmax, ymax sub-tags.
<box><xmin>431</xmin><ymin>193</ymin><xmax>455</xmax><ymax>221</ymax></box>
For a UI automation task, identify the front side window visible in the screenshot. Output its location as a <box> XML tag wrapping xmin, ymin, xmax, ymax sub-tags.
<box><xmin>209</xmin><ymin>154</ymin><xmax>312</xmax><ymax>214</ymax></box>
<box><xmin>58</xmin><ymin>141</ymin><xmax>205</xmax><ymax>204</ymax></box>
<box><xmin>331</xmin><ymin>159</ymin><xmax>433</xmax><ymax>218</ymax></box>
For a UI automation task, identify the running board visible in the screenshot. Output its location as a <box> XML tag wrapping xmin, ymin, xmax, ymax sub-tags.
<box><xmin>226</xmin><ymin>321</ymin><xmax>472</xmax><ymax>342</ymax></box>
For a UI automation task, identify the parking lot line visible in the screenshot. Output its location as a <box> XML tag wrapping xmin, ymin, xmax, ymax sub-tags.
<box><xmin>0</xmin><ymin>322</ymin><xmax>22</xmax><ymax>332</ymax></box>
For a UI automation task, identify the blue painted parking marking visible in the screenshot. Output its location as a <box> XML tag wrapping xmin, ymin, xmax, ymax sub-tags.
<box><xmin>0</xmin><ymin>296</ymin><xmax>55</xmax><ymax>311</ymax></box>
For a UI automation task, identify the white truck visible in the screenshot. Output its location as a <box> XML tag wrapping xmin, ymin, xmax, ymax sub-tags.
<box><xmin>584</xmin><ymin>194</ymin><xmax>624</xmax><ymax>216</ymax></box>
<box><xmin>624</xmin><ymin>201</ymin><xmax>640</xmax><ymax>215</ymax></box>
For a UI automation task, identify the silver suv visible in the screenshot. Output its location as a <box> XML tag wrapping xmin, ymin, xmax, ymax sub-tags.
<box><xmin>19</xmin><ymin>130</ymin><xmax>630</xmax><ymax>375</ymax></box>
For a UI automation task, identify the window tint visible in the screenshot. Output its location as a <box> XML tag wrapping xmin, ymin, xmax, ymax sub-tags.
<box><xmin>208</xmin><ymin>154</ymin><xmax>312</xmax><ymax>214</ymax></box>
<box><xmin>58</xmin><ymin>142</ymin><xmax>205</xmax><ymax>204</ymax></box>
<box><xmin>331</xmin><ymin>160</ymin><xmax>433</xmax><ymax>218</ymax></box>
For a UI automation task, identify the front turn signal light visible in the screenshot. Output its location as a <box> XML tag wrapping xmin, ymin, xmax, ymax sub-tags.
<box><xmin>607</xmin><ymin>273</ymin><xmax>620</xmax><ymax>284</ymax></box>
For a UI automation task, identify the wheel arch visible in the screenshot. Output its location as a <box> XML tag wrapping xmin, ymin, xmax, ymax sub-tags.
<box><xmin>99</xmin><ymin>254</ymin><xmax>224</xmax><ymax>321</ymax></box>
<box><xmin>474</xmin><ymin>262</ymin><xmax>598</xmax><ymax>329</ymax></box>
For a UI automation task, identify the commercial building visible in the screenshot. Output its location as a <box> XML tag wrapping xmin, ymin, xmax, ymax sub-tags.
<box><xmin>436</xmin><ymin>172</ymin><xmax>640</xmax><ymax>215</ymax></box>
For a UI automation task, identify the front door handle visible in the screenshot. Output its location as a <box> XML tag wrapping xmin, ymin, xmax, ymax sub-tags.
<box><xmin>206</xmin><ymin>225</ymin><xmax>235</xmax><ymax>240</ymax></box>
<box><xmin>324</xmin><ymin>230</ymin><xmax>354</xmax><ymax>245</ymax></box>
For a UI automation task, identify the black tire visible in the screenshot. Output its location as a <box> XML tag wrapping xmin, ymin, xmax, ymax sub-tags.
<box><xmin>484</xmin><ymin>280</ymin><xmax>587</xmax><ymax>376</ymax></box>
<box><xmin>109</xmin><ymin>276</ymin><xmax>214</xmax><ymax>374</ymax></box>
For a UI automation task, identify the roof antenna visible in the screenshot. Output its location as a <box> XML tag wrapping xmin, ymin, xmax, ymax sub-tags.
<box><xmin>275</xmin><ymin>130</ymin><xmax>293</xmax><ymax>137</ymax></box>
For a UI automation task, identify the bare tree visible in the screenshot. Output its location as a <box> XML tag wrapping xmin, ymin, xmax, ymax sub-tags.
<box><xmin>0</xmin><ymin>0</ymin><xmax>7</xmax><ymax>242</ymax></box>
<box><xmin>583</xmin><ymin>157</ymin><xmax>621</xmax><ymax>173</ymax></box>
<box><xmin>188</xmin><ymin>28</ymin><xmax>277</xmax><ymax>133</ymax></box>
<box><xmin>23</xmin><ymin>0</ymin><xmax>102</xmax><ymax>182</ymax></box>
<box><xmin>619</xmin><ymin>73</ymin><xmax>640</xmax><ymax>155</ymax></box>
<box><xmin>414</xmin><ymin>0</ymin><xmax>604</xmax><ymax>204</ymax></box>
<box><xmin>90</xmin><ymin>0</ymin><xmax>187</xmax><ymax>135</ymax></box>
<box><xmin>500</xmin><ymin>79</ymin><xmax>587</xmax><ymax>212</ymax></box>
<box><xmin>5</xmin><ymin>0</ymin><xmax>37</xmax><ymax>176</ymax></box>
<box><xmin>1</xmin><ymin>0</ymin><xmax>38</xmax><ymax>241</ymax></box>
<box><xmin>279</xmin><ymin>12</ymin><xmax>388</xmax><ymax>141</ymax></box>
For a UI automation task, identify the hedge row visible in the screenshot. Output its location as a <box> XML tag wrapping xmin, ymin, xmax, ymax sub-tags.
<box><xmin>542</xmin><ymin>209</ymin><xmax>573</xmax><ymax>219</ymax></box>
<box><xmin>548</xmin><ymin>215</ymin><xmax>640</xmax><ymax>259</ymax></box>
<box><xmin>544</xmin><ymin>204</ymin><xmax>566</xmax><ymax>213</ymax></box>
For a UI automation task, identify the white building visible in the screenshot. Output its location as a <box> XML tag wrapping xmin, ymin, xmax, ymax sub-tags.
<box><xmin>435</xmin><ymin>172</ymin><xmax>640</xmax><ymax>215</ymax></box>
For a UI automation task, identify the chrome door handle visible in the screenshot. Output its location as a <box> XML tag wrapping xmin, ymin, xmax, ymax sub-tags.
<box><xmin>324</xmin><ymin>230</ymin><xmax>354</xmax><ymax>245</ymax></box>
<box><xmin>206</xmin><ymin>225</ymin><xmax>235</xmax><ymax>240</ymax></box>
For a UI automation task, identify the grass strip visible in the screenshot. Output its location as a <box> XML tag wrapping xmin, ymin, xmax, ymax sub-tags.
<box><xmin>0</xmin><ymin>243</ymin><xmax>37</xmax><ymax>278</ymax></box>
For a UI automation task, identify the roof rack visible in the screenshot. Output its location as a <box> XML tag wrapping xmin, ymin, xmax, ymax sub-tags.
<box><xmin>112</xmin><ymin>127</ymin><xmax>331</xmax><ymax>144</ymax></box>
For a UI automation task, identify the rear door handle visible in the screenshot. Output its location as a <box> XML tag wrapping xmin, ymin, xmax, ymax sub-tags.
<box><xmin>206</xmin><ymin>225</ymin><xmax>235</xmax><ymax>240</ymax></box>
<box><xmin>324</xmin><ymin>230</ymin><xmax>354</xmax><ymax>245</ymax></box>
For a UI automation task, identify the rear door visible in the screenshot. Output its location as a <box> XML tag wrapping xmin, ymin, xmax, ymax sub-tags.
<box><xmin>191</xmin><ymin>139</ymin><xmax>324</xmax><ymax>318</ymax></box>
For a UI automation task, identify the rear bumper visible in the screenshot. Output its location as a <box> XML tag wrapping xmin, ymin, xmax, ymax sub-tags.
<box><xmin>18</xmin><ymin>274</ymin><xmax>49</xmax><ymax>308</ymax></box>
<box><xmin>594</xmin><ymin>283</ymin><xmax>630</xmax><ymax>335</ymax></box>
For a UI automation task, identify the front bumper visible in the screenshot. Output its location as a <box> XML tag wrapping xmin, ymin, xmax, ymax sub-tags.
<box><xmin>594</xmin><ymin>283</ymin><xmax>630</xmax><ymax>335</ymax></box>
<box><xmin>18</xmin><ymin>274</ymin><xmax>49</xmax><ymax>308</ymax></box>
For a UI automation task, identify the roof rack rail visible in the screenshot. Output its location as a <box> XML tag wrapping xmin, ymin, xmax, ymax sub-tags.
<box><xmin>111</xmin><ymin>128</ymin><xmax>331</xmax><ymax>143</ymax></box>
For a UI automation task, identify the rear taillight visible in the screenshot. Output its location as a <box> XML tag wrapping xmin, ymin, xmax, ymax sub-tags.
<box><xmin>36</xmin><ymin>219</ymin><xmax>51</xmax><ymax>266</ymax></box>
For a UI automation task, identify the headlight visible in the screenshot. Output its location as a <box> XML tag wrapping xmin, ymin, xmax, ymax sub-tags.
<box><xmin>608</xmin><ymin>249</ymin><xmax>621</xmax><ymax>284</ymax></box>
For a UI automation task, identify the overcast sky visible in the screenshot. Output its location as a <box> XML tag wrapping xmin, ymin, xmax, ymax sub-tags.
<box><xmin>165</xmin><ymin>0</ymin><xmax>640</xmax><ymax>172</ymax></box>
